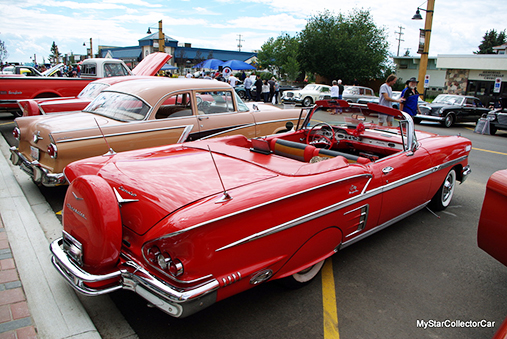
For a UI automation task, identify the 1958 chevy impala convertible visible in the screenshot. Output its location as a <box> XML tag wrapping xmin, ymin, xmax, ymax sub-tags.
<box><xmin>50</xmin><ymin>100</ymin><xmax>472</xmax><ymax>318</ymax></box>
<box><xmin>10</xmin><ymin>78</ymin><xmax>303</xmax><ymax>186</ymax></box>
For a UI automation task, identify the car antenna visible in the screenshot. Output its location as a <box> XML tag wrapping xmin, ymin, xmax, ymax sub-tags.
<box><xmin>207</xmin><ymin>145</ymin><xmax>232</xmax><ymax>203</ymax></box>
<box><xmin>94</xmin><ymin>118</ymin><xmax>116</xmax><ymax>156</ymax></box>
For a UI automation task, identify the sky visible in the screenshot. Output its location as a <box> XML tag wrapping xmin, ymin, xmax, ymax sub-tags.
<box><xmin>1</xmin><ymin>0</ymin><xmax>506</xmax><ymax>64</ymax></box>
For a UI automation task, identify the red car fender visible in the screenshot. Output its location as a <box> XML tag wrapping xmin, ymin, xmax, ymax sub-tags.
<box><xmin>63</xmin><ymin>175</ymin><xmax>122</xmax><ymax>274</ymax></box>
<box><xmin>478</xmin><ymin>169</ymin><xmax>507</xmax><ymax>266</ymax></box>
<box><xmin>274</xmin><ymin>227</ymin><xmax>343</xmax><ymax>279</ymax></box>
<box><xmin>18</xmin><ymin>99</ymin><xmax>40</xmax><ymax>116</ymax></box>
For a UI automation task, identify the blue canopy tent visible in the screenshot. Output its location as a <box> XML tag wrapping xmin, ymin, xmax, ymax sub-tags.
<box><xmin>221</xmin><ymin>59</ymin><xmax>256</xmax><ymax>70</ymax></box>
<box><xmin>193</xmin><ymin>58</ymin><xmax>223</xmax><ymax>70</ymax></box>
<box><xmin>161</xmin><ymin>64</ymin><xmax>178</xmax><ymax>70</ymax></box>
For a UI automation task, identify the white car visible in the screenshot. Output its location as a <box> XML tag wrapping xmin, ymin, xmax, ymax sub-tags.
<box><xmin>281</xmin><ymin>84</ymin><xmax>331</xmax><ymax>106</ymax></box>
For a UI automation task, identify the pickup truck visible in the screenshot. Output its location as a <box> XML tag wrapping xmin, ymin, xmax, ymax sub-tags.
<box><xmin>0</xmin><ymin>63</ymin><xmax>65</xmax><ymax>77</ymax></box>
<box><xmin>0</xmin><ymin>54</ymin><xmax>170</xmax><ymax>117</ymax></box>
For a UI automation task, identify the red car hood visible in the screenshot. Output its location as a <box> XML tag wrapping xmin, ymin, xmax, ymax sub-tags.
<box><xmin>75</xmin><ymin>146</ymin><xmax>278</xmax><ymax>235</ymax></box>
<box><xmin>131</xmin><ymin>52</ymin><xmax>172</xmax><ymax>76</ymax></box>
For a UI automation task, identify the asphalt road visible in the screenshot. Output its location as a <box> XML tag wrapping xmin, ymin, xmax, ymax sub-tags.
<box><xmin>1</xmin><ymin>112</ymin><xmax>506</xmax><ymax>339</ymax></box>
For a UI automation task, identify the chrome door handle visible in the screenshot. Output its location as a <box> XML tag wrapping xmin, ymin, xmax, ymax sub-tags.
<box><xmin>198</xmin><ymin>116</ymin><xmax>209</xmax><ymax>121</ymax></box>
<box><xmin>382</xmin><ymin>166</ymin><xmax>394</xmax><ymax>174</ymax></box>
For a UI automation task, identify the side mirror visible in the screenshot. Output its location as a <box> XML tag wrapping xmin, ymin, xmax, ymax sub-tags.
<box><xmin>285</xmin><ymin>121</ymin><xmax>294</xmax><ymax>131</ymax></box>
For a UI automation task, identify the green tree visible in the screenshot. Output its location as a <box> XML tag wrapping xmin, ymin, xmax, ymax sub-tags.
<box><xmin>298</xmin><ymin>9</ymin><xmax>389</xmax><ymax>84</ymax></box>
<box><xmin>0</xmin><ymin>40</ymin><xmax>8</xmax><ymax>66</ymax></box>
<box><xmin>257</xmin><ymin>33</ymin><xmax>300</xmax><ymax>81</ymax></box>
<box><xmin>49</xmin><ymin>41</ymin><xmax>62</xmax><ymax>64</ymax></box>
<box><xmin>475</xmin><ymin>29</ymin><xmax>506</xmax><ymax>54</ymax></box>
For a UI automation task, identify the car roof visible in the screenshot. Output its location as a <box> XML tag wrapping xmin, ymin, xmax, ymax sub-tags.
<box><xmin>103</xmin><ymin>78</ymin><xmax>233</xmax><ymax>105</ymax></box>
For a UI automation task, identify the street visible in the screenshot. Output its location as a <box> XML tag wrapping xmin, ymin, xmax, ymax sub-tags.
<box><xmin>1</xmin><ymin>112</ymin><xmax>507</xmax><ymax>339</ymax></box>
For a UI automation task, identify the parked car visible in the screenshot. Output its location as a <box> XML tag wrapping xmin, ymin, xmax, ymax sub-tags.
<box><xmin>281</xmin><ymin>84</ymin><xmax>331</xmax><ymax>106</ymax></box>
<box><xmin>50</xmin><ymin>100</ymin><xmax>471</xmax><ymax>318</ymax></box>
<box><xmin>416</xmin><ymin>94</ymin><xmax>490</xmax><ymax>127</ymax></box>
<box><xmin>477</xmin><ymin>169</ymin><xmax>507</xmax><ymax>266</ymax></box>
<box><xmin>357</xmin><ymin>91</ymin><xmax>428</xmax><ymax>110</ymax></box>
<box><xmin>10</xmin><ymin>78</ymin><xmax>305</xmax><ymax>187</ymax></box>
<box><xmin>341</xmin><ymin>86</ymin><xmax>377</xmax><ymax>103</ymax></box>
<box><xmin>17</xmin><ymin>52</ymin><xmax>172</xmax><ymax>116</ymax></box>
<box><xmin>0</xmin><ymin>54</ymin><xmax>169</xmax><ymax>117</ymax></box>
<box><xmin>485</xmin><ymin>107</ymin><xmax>507</xmax><ymax>135</ymax></box>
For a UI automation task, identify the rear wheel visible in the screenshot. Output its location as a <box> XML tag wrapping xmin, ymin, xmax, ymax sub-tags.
<box><xmin>429</xmin><ymin>168</ymin><xmax>456</xmax><ymax>211</ymax></box>
<box><xmin>490</xmin><ymin>124</ymin><xmax>497</xmax><ymax>135</ymax></box>
<box><xmin>279</xmin><ymin>260</ymin><xmax>325</xmax><ymax>289</ymax></box>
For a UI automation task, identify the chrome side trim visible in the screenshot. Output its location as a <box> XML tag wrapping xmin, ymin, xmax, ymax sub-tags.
<box><xmin>339</xmin><ymin>200</ymin><xmax>429</xmax><ymax>249</ymax></box>
<box><xmin>55</xmin><ymin>124</ymin><xmax>194</xmax><ymax>143</ymax></box>
<box><xmin>177</xmin><ymin>125</ymin><xmax>194</xmax><ymax>143</ymax></box>
<box><xmin>199</xmin><ymin>123</ymin><xmax>256</xmax><ymax>140</ymax></box>
<box><xmin>164</xmin><ymin>173</ymin><xmax>373</xmax><ymax>239</ymax></box>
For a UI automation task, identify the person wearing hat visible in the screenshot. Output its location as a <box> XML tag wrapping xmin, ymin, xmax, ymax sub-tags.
<box><xmin>400</xmin><ymin>77</ymin><xmax>422</xmax><ymax>117</ymax></box>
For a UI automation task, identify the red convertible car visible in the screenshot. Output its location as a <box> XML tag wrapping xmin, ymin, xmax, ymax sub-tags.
<box><xmin>50</xmin><ymin>100</ymin><xmax>472</xmax><ymax>318</ymax></box>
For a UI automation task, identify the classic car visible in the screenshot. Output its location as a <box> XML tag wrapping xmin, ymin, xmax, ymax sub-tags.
<box><xmin>1</xmin><ymin>56</ymin><xmax>157</xmax><ymax>117</ymax></box>
<box><xmin>477</xmin><ymin>169</ymin><xmax>507</xmax><ymax>266</ymax></box>
<box><xmin>17</xmin><ymin>53</ymin><xmax>172</xmax><ymax>116</ymax></box>
<box><xmin>485</xmin><ymin>100</ymin><xmax>507</xmax><ymax>135</ymax></box>
<box><xmin>10</xmin><ymin>78</ymin><xmax>304</xmax><ymax>186</ymax></box>
<box><xmin>357</xmin><ymin>91</ymin><xmax>428</xmax><ymax>110</ymax></box>
<box><xmin>281</xmin><ymin>84</ymin><xmax>331</xmax><ymax>106</ymax></box>
<box><xmin>50</xmin><ymin>100</ymin><xmax>471</xmax><ymax>318</ymax></box>
<box><xmin>416</xmin><ymin>94</ymin><xmax>490</xmax><ymax>127</ymax></box>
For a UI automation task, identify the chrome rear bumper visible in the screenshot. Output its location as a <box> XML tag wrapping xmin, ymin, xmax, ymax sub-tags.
<box><xmin>50</xmin><ymin>238</ymin><xmax>219</xmax><ymax>318</ymax></box>
<box><xmin>9</xmin><ymin>146</ymin><xmax>66</xmax><ymax>186</ymax></box>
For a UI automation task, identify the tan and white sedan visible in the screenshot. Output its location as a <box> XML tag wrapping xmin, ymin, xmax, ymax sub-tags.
<box><xmin>10</xmin><ymin>78</ymin><xmax>305</xmax><ymax>186</ymax></box>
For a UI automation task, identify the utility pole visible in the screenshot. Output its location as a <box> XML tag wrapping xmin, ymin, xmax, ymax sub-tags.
<box><xmin>158</xmin><ymin>20</ymin><xmax>165</xmax><ymax>53</ymax></box>
<box><xmin>395</xmin><ymin>26</ymin><xmax>404</xmax><ymax>57</ymax></box>
<box><xmin>237</xmin><ymin>34</ymin><xmax>243</xmax><ymax>52</ymax></box>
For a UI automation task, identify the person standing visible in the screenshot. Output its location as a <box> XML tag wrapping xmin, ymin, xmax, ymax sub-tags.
<box><xmin>262</xmin><ymin>80</ymin><xmax>270</xmax><ymax>103</ymax></box>
<box><xmin>185</xmin><ymin>71</ymin><xmax>192</xmax><ymax>78</ymax></box>
<box><xmin>244</xmin><ymin>76</ymin><xmax>253</xmax><ymax>101</ymax></box>
<box><xmin>254</xmin><ymin>75</ymin><xmax>263</xmax><ymax>101</ymax></box>
<box><xmin>338</xmin><ymin>79</ymin><xmax>344</xmax><ymax>100</ymax></box>
<box><xmin>330</xmin><ymin>80</ymin><xmax>339</xmax><ymax>99</ymax></box>
<box><xmin>229</xmin><ymin>74</ymin><xmax>238</xmax><ymax>88</ymax></box>
<box><xmin>274</xmin><ymin>79</ymin><xmax>280</xmax><ymax>104</ymax></box>
<box><xmin>268</xmin><ymin>77</ymin><xmax>276</xmax><ymax>102</ymax></box>
<box><xmin>400</xmin><ymin>77</ymin><xmax>421</xmax><ymax>117</ymax></box>
<box><xmin>378</xmin><ymin>74</ymin><xmax>403</xmax><ymax>126</ymax></box>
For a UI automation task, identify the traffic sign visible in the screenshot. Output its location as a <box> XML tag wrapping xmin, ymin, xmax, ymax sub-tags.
<box><xmin>494</xmin><ymin>77</ymin><xmax>502</xmax><ymax>93</ymax></box>
<box><xmin>424</xmin><ymin>74</ymin><xmax>430</xmax><ymax>88</ymax></box>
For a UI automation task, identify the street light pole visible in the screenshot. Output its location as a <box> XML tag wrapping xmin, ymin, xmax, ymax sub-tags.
<box><xmin>89</xmin><ymin>38</ymin><xmax>93</xmax><ymax>58</ymax></box>
<box><xmin>414</xmin><ymin>0</ymin><xmax>435</xmax><ymax>98</ymax></box>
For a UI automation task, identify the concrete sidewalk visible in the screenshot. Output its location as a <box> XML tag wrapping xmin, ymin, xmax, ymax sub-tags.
<box><xmin>0</xmin><ymin>136</ymin><xmax>137</xmax><ymax>339</ymax></box>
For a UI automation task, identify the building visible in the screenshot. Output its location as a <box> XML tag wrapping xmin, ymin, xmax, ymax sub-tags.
<box><xmin>393</xmin><ymin>54</ymin><xmax>507</xmax><ymax>104</ymax></box>
<box><xmin>97</xmin><ymin>33</ymin><xmax>257</xmax><ymax>72</ymax></box>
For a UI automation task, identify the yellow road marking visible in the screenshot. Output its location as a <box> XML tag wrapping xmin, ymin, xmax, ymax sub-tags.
<box><xmin>0</xmin><ymin>121</ymin><xmax>14</xmax><ymax>126</ymax></box>
<box><xmin>322</xmin><ymin>258</ymin><xmax>340</xmax><ymax>339</ymax></box>
<box><xmin>465</xmin><ymin>127</ymin><xmax>475</xmax><ymax>131</ymax></box>
<box><xmin>472</xmin><ymin>147</ymin><xmax>507</xmax><ymax>156</ymax></box>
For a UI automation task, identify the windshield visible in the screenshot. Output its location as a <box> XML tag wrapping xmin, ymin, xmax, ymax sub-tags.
<box><xmin>433</xmin><ymin>95</ymin><xmax>463</xmax><ymax>105</ymax></box>
<box><xmin>77</xmin><ymin>83</ymin><xmax>109</xmax><ymax>99</ymax></box>
<box><xmin>84</xmin><ymin>91</ymin><xmax>151</xmax><ymax>121</ymax></box>
<box><xmin>301</xmin><ymin>103</ymin><xmax>415</xmax><ymax>152</ymax></box>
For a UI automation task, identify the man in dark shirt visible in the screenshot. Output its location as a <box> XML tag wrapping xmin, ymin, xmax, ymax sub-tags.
<box><xmin>254</xmin><ymin>75</ymin><xmax>263</xmax><ymax>101</ymax></box>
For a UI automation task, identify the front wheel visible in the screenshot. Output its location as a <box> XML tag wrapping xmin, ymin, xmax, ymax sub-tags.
<box><xmin>302</xmin><ymin>97</ymin><xmax>313</xmax><ymax>107</ymax></box>
<box><xmin>429</xmin><ymin>168</ymin><xmax>456</xmax><ymax>211</ymax></box>
<box><xmin>442</xmin><ymin>113</ymin><xmax>455</xmax><ymax>128</ymax></box>
<box><xmin>279</xmin><ymin>260</ymin><xmax>325</xmax><ymax>289</ymax></box>
<box><xmin>490</xmin><ymin>124</ymin><xmax>497</xmax><ymax>135</ymax></box>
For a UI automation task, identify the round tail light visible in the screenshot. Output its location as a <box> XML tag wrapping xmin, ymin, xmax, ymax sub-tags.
<box><xmin>47</xmin><ymin>143</ymin><xmax>58</xmax><ymax>158</ymax></box>
<box><xmin>12</xmin><ymin>127</ymin><xmax>20</xmax><ymax>140</ymax></box>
